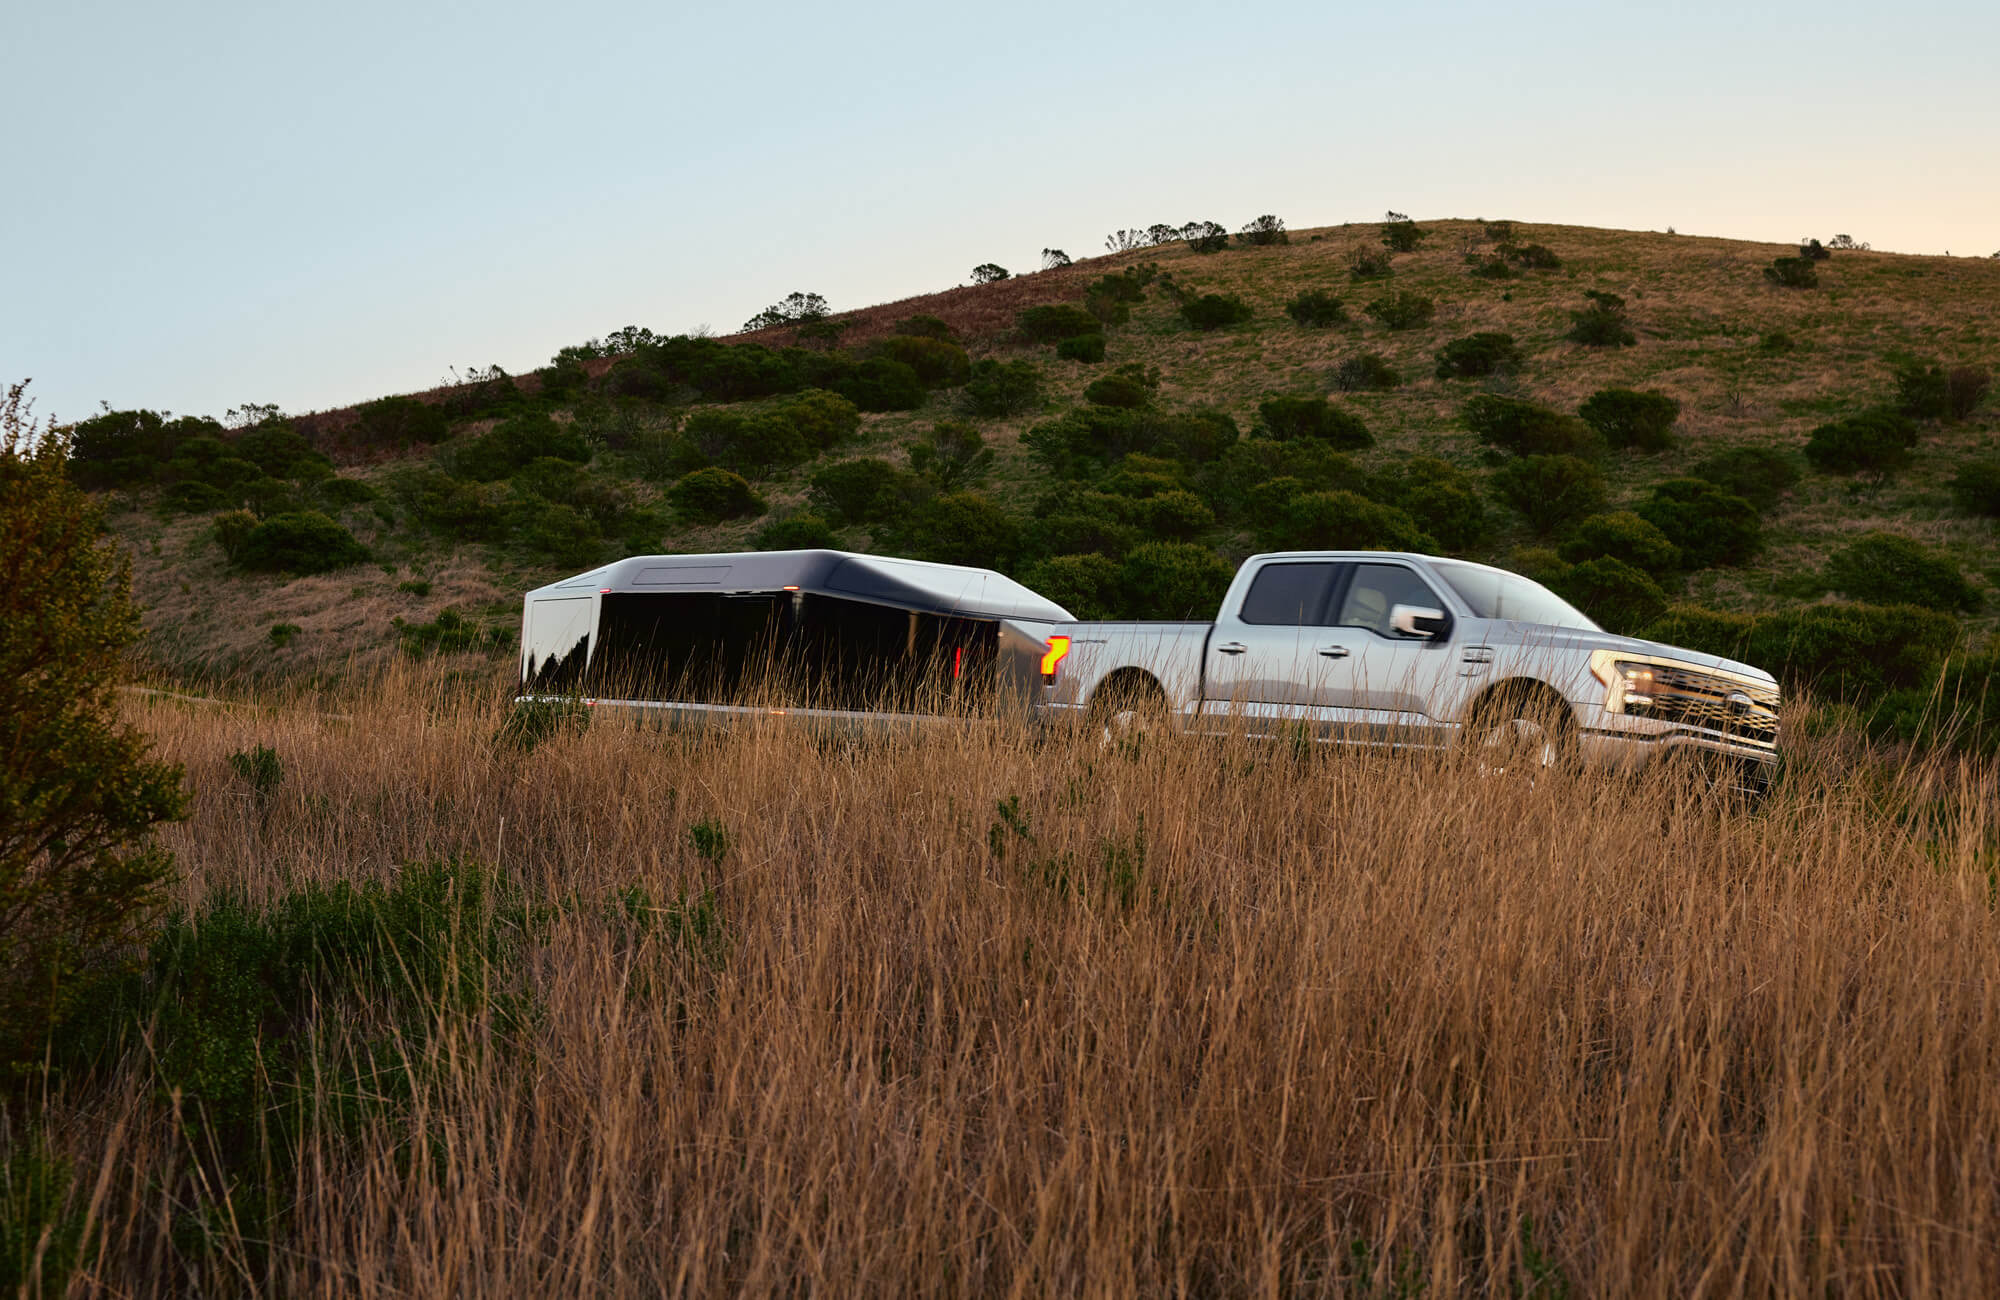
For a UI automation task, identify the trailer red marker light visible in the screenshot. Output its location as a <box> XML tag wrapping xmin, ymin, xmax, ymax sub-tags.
<box><xmin>953</xmin><ymin>646</ymin><xmax>963</xmax><ymax>678</ymax></box>
<box><xmin>1039</xmin><ymin>635</ymin><xmax>1071</xmax><ymax>677</ymax></box>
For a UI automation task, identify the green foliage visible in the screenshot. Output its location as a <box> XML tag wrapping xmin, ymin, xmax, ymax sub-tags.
<box><xmin>1578</xmin><ymin>388</ymin><xmax>1679</xmax><ymax>451</ymax></box>
<box><xmin>1056</xmin><ymin>333</ymin><xmax>1106</xmax><ymax>363</ymax></box>
<box><xmin>497</xmin><ymin>698</ymin><xmax>588</xmax><ymax>753</ymax></box>
<box><xmin>1180</xmin><ymin>294</ymin><xmax>1254</xmax><ymax>331</ymax></box>
<box><xmin>668</xmin><ymin>467</ymin><xmax>765</xmax><ymax>524</ymax></box>
<box><xmin>809</xmin><ymin>458</ymin><xmax>923</xmax><ymax>528</ymax></box>
<box><xmin>1085</xmin><ymin>372</ymin><xmax>1153</xmax><ymax>409</ymax></box>
<box><xmin>877</xmin><ymin>492</ymin><xmax>1022</xmax><ymax>569</ymax></box>
<box><xmin>971</xmin><ymin>263</ymin><xmax>1010</xmax><ymax>284</ymax></box>
<box><xmin>1381</xmin><ymin>220</ymin><xmax>1427</xmax><ymax>252</ymax></box>
<box><xmin>1184</xmin><ymin>221</ymin><xmax>1230</xmax><ymax>253</ymax></box>
<box><xmin>393</xmin><ymin>607</ymin><xmax>507</xmax><ymax>657</ymax></box>
<box><xmin>1557</xmin><ymin>511</ymin><xmax>1680</xmax><ymax>576</ymax></box>
<box><xmin>1023</xmin><ymin>406</ymin><xmax>1239</xmax><ymax>478</ymax></box>
<box><xmin>1464</xmin><ymin>395</ymin><xmax>1604</xmax><ymax>459</ymax></box>
<box><xmin>893</xmin><ymin>314</ymin><xmax>955</xmax><ymax>341</ymax></box>
<box><xmin>1803</xmin><ymin>409</ymin><xmax>1919</xmax><ymax>476</ymax></box>
<box><xmin>1878</xmin><ymin>650</ymin><xmax>2000</xmax><ymax>757</ymax></box>
<box><xmin>1119</xmin><ymin>542</ymin><xmax>1234</xmax><ymax>619</ymax></box>
<box><xmin>1744</xmin><ymin>603</ymin><xmax>1959</xmax><ymax>701</ymax></box>
<box><xmin>267</xmin><ymin>622</ymin><xmax>300</xmax><ymax>650</ymax></box>
<box><xmin>1017</xmin><ymin>305</ymin><xmax>1102</xmax><ymax>344</ymax></box>
<box><xmin>689</xmin><ymin>817</ymin><xmax>730</xmax><ymax>864</ymax></box>
<box><xmin>960</xmin><ymin>359</ymin><xmax>1043</xmax><ymax>417</ymax></box>
<box><xmin>678</xmin><ymin>409</ymin><xmax>804</xmax><ymax>477</ymax></box>
<box><xmin>1509</xmin><ymin>243</ymin><xmax>1562</xmax><ymax>269</ymax></box>
<box><xmin>1237</xmin><ymin>214</ymin><xmax>1288</xmax><ymax>247</ymax></box>
<box><xmin>1467</xmin><ymin>254</ymin><xmax>1514</xmax><ymax>280</ymax></box>
<box><xmin>1635</xmin><ymin>479</ymin><xmax>1762</xmax><ymax>568</ymax></box>
<box><xmin>1824</xmin><ymin>532</ymin><xmax>1980</xmax><ymax>612</ymax></box>
<box><xmin>1330</xmin><ymin>353</ymin><xmax>1400</xmax><ymax>392</ymax></box>
<box><xmin>752</xmin><ymin>513</ymin><xmax>838</xmax><ymax>551</ymax></box>
<box><xmin>65</xmin><ymin>409</ymin><xmax>226</xmax><ymax>489</ymax></box>
<box><xmin>906</xmin><ymin>420</ymin><xmax>994</xmax><ymax>491</ymax></box>
<box><xmin>235</xmin><ymin>424</ymin><xmax>331</xmax><ymax>480</ymax></box>
<box><xmin>1255</xmin><ymin>395</ymin><xmax>1373</xmax><ymax>448</ymax></box>
<box><xmin>1372</xmin><ymin>456</ymin><xmax>1490</xmax><ymax>553</ymax></box>
<box><xmin>231</xmin><ymin>510</ymin><xmax>371</xmax><ymax>574</ymax></box>
<box><xmin>742</xmin><ymin>291</ymin><xmax>830</xmax><ymax>332</ymax></box>
<box><xmin>1949</xmin><ymin>457</ymin><xmax>2000</xmax><ymax>517</ymax></box>
<box><xmin>1764</xmin><ymin>257</ymin><xmax>1819</xmax><ymax>288</ymax></box>
<box><xmin>313</xmin><ymin>475</ymin><xmax>379</xmax><ymax>508</ymax></box>
<box><xmin>1550</xmin><ymin>556</ymin><xmax>1667</xmax><ymax>634</ymax></box>
<box><xmin>832</xmin><ymin>358</ymin><xmax>926</xmax><ymax>413</ymax></box>
<box><xmin>776</xmin><ymin>389</ymin><xmax>862</xmax><ymax>451</ymax></box>
<box><xmin>1364</xmin><ymin>291</ymin><xmax>1436</xmax><ymax>330</ymax></box>
<box><xmin>1284</xmin><ymin>289</ymin><xmax>1348</xmax><ymax>327</ymax></box>
<box><xmin>1947</xmin><ymin>366</ymin><xmax>1992</xmax><ymax>421</ymax></box>
<box><xmin>1640</xmin><ymin>606</ymin><xmax>1755</xmax><ymax>662</ymax></box>
<box><xmin>1492</xmin><ymin>456</ymin><xmax>1608</xmax><ymax>536</ymax></box>
<box><xmin>1348</xmin><ymin>248</ymin><xmax>1393</xmax><ymax>280</ymax></box>
<box><xmin>1018</xmin><ymin>554</ymin><xmax>1122</xmax><ymax>620</ymax></box>
<box><xmin>227</xmin><ymin>745</ymin><xmax>284</xmax><ymax>806</ymax></box>
<box><xmin>1</xmin><ymin>1133</ymin><xmax>89</xmax><ymax>1297</ymax></box>
<box><xmin>1690</xmin><ymin>444</ymin><xmax>1800</xmax><ymax>508</ymax></box>
<box><xmin>1566</xmin><ymin>290</ymin><xmax>1636</xmax><ymax>347</ymax></box>
<box><xmin>444</xmin><ymin>411</ymin><xmax>593</xmax><ymax>482</ymax></box>
<box><xmin>0</xmin><ymin>383</ymin><xmax>187</xmax><ymax>1081</ymax></box>
<box><xmin>392</xmin><ymin>469</ymin><xmax>505</xmax><ymax>544</ymax></box>
<box><xmin>1132</xmin><ymin>489</ymin><xmax>1215</xmax><ymax>540</ymax></box>
<box><xmin>1259</xmin><ymin>490</ymin><xmax>1436</xmax><ymax>553</ymax></box>
<box><xmin>1434</xmin><ymin>332</ymin><xmax>1521</xmax><ymax>379</ymax></box>
<box><xmin>873</xmin><ymin>336</ymin><xmax>971</xmax><ymax>388</ymax></box>
<box><xmin>1893</xmin><ymin>358</ymin><xmax>1949</xmax><ymax>420</ymax></box>
<box><xmin>162</xmin><ymin>480</ymin><xmax>229</xmax><ymax>513</ymax></box>
<box><xmin>353</xmin><ymin>395</ymin><xmax>448</xmax><ymax>447</ymax></box>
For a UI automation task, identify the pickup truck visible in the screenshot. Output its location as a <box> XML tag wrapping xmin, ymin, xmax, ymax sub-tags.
<box><xmin>1036</xmin><ymin>551</ymin><xmax>1781</xmax><ymax>788</ymax></box>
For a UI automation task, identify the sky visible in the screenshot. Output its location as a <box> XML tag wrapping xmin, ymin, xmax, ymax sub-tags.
<box><xmin>6</xmin><ymin>0</ymin><xmax>1997</xmax><ymax>425</ymax></box>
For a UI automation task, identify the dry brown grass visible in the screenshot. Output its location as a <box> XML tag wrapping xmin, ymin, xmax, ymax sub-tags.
<box><xmin>19</xmin><ymin>668</ymin><xmax>2000</xmax><ymax>1296</ymax></box>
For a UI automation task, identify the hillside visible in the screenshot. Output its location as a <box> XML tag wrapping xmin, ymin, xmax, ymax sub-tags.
<box><xmin>83</xmin><ymin>218</ymin><xmax>2000</xmax><ymax>711</ymax></box>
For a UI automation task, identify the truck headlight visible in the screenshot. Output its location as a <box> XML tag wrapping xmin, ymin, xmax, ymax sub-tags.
<box><xmin>1591</xmin><ymin>657</ymin><xmax>1658</xmax><ymax>713</ymax></box>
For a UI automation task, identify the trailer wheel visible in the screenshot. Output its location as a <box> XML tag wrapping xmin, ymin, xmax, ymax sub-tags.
<box><xmin>1088</xmin><ymin>675</ymin><xmax>1168</xmax><ymax>754</ymax></box>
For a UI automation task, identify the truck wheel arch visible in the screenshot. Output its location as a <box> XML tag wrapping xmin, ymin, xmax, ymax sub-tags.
<box><xmin>1087</xmin><ymin>668</ymin><xmax>1168</xmax><ymax>720</ymax></box>
<box><xmin>1461</xmin><ymin>678</ymin><xmax>1578</xmax><ymax>768</ymax></box>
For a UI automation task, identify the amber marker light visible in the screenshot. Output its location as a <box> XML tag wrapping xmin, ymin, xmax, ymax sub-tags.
<box><xmin>1039</xmin><ymin>635</ymin><xmax>1071</xmax><ymax>678</ymax></box>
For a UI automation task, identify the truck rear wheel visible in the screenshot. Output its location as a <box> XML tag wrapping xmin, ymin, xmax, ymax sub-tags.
<box><xmin>1088</xmin><ymin>676</ymin><xmax>1167</xmax><ymax>752</ymax></box>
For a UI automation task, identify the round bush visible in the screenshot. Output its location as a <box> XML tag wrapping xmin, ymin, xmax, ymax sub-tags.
<box><xmin>1084</xmin><ymin>373</ymin><xmax>1152</xmax><ymax>409</ymax></box>
<box><xmin>878</xmin><ymin>492</ymin><xmax>1021</xmax><ymax>569</ymax></box>
<box><xmin>1550</xmin><ymin>556</ymin><xmax>1667</xmax><ymax>635</ymax></box>
<box><xmin>1016</xmin><ymin>305</ymin><xmax>1101</xmax><ymax>344</ymax></box>
<box><xmin>833</xmin><ymin>358</ymin><xmax>926</xmax><ymax>413</ymax></box>
<box><xmin>1284</xmin><ymin>290</ymin><xmax>1347</xmax><ymax>327</ymax></box>
<box><xmin>1824</xmin><ymin>532</ymin><xmax>1980</xmax><ymax>613</ymax></box>
<box><xmin>753</xmin><ymin>513</ymin><xmax>839</xmax><ymax>551</ymax></box>
<box><xmin>1463</xmin><ymin>396</ymin><xmax>1604</xmax><ymax>459</ymax></box>
<box><xmin>1434</xmin><ymin>333</ymin><xmax>1521</xmax><ymax>380</ymax></box>
<box><xmin>1056</xmin><ymin>333</ymin><xmax>1106</xmax><ymax>363</ymax></box>
<box><xmin>960</xmin><ymin>360</ymin><xmax>1043</xmax><ymax>417</ymax></box>
<box><xmin>1947</xmin><ymin>457</ymin><xmax>2000</xmax><ymax>517</ymax></box>
<box><xmin>808</xmin><ymin>458</ymin><xmax>919</xmax><ymax>528</ymax></box>
<box><xmin>1578</xmin><ymin>388</ymin><xmax>1679</xmax><ymax>452</ymax></box>
<box><xmin>1635</xmin><ymin>479</ymin><xmax>1761</xmax><ymax>568</ymax></box>
<box><xmin>1691</xmin><ymin>445</ymin><xmax>1800</xmax><ymax>508</ymax></box>
<box><xmin>1255</xmin><ymin>396</ymin><xmax>1372</xmax><ymax>449</ymax></box>
<box><xmin>668</xmin><ymin>468</ymin><xmax>765</xmax><ymax>524</ymax></box>
<box><xmin>232</xmin><ymin>511</ymin><xmax>370</xmax><ymax>574</ymax></box>
<box><xmin>1119</xmin><ymin>542</ymin><xmax>1235</xmax><ymax>620</ymax></box>
<box><xmin>1260</xmin><ymin>490</ymin><xmax>1436</xmax><ymax>553</ymax></box>
<box><xmin>1018</xmin><ymin>554</ymin><xmax>1122</xmax><ymax>621</ymax></box>
<box><xmin>352</xmin><ymin>395</ymin><xmax>448</xmax><ymax>448</ymax></box>
<box><xmin>1364</xmin><ymin>292</ymin><xmax>1436</xmax><ymax>330</ymax></box>
<box><xmin>680</xmin><ymin>409</ymin><xmax>808</xmax><ymax>477</ymax></box>
<box><xmin>1134</xmin><ymin>490</ymin><xmax>1215</xmax><ymax>541</ymax></box>
<box><xmin>1557</xmin><ymin>511</ymin><xmax>1680</xmax><ymax>576</ymax></box>
<box><xmin>1330</xmin><ymin>353</ymin><xmax>1400</xmax><ymax>392</ymax></box>
<box><xmin>1490</xmin><ymin>456</ymin><xmax>1607</xmax><ymax>537</ymax></box>
<box><xmin>1804</xmin><ymin>410</ymin><xmax>1918</xmax><ymax>475</ymax></box>
<box><xmin>872</xmin><ymin>336</ymin><xmax>971</xmax><ymax>388</ymax></box>
<box><xmin>776</xmin><ymin>389</ymin><xmax>861</xmax><ymax>451</ymax></box>
<box><xmin>1639</xmin><ymin>606</ymin><xmax>1754</xmax><ymax>661</ymax></box>
<box><xmin>162</xmin><ymin>480</ymin><xmax>229</xmax><ymax>514</ymax></box>
<box><xmin>1743</xmin><ymin>602</ymin><xmax>1959</xmax><ymax>702</ymax></box>
<box><xmin>1374</xmin><ymin>457</ymin><xmax>1488</xmax><ymax>553</ymax></box>
<box><xmin>1180</xmin><ymin>294</ymin><xmax>1254</xmax><ymax>331</ymax></box>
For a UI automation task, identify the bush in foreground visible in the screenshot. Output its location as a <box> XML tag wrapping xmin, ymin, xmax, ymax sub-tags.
<box><xmin>1823</xmin><ymin>532</ymin><xmax>1980</xmax><ymax>613</ymax></box>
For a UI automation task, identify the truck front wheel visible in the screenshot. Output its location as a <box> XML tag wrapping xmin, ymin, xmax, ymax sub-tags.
<box><xmin>1465</xmin><ymin>684</ymin><xmax>1576</xmax><ymax>780</ymax></box>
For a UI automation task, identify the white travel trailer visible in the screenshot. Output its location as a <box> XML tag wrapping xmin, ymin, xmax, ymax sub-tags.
<box><xmin>518</xmin><ymin>550</ymin><xmax>1073</xmax><ymax>725</ymax></box>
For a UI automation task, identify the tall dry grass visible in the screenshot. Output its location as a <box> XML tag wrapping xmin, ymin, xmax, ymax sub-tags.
<box><xmin>21</xmin><ymin>666</ymin><xmax>2000</xmax><ymax>1296</ymax></box>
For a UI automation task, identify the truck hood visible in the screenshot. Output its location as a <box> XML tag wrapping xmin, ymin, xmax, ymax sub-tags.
<box><xmin>1479</xmin><ymin>621</ymin><xmax>1777</xmax><ymax>686</ymax></box>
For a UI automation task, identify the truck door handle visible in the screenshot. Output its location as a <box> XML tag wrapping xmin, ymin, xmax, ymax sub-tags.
<box><xmin>1317</xmin><ymin>645</ymin><xmax>1349</xmax><ymax>658</ymax></box>
<box><xmin>1216</xmin><ymin>642</ymin><xmax>1247</xmax><ymax>655</ymax></box>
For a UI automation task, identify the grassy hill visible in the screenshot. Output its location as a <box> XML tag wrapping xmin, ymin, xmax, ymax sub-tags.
<box><xmin>85</xmin><ymin>218</ymin><xmax>2000</xmax><ymax>709</ymax></box>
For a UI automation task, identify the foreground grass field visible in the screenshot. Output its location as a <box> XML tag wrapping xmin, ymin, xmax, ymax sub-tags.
<box><xmin>14</xmin><ymin>670</ymin><xmax>2000</xmax><ymax>1296</ymax></box>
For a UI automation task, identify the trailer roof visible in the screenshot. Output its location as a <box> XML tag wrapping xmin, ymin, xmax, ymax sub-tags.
<box><xmin>526</xmin><ymin>550</ymin><xmax>1073</xmax><ymax>623</ymax></box>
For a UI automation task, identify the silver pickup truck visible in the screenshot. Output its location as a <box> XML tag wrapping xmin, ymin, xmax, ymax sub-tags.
<box><xmin>1037</xmin><ymin>551</ymin><xmax>1781</xmax><ymax>788</ymax></box>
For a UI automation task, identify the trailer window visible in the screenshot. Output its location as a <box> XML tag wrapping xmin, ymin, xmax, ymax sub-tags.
<box><xmin>1238</xmin><ymin>562</ymin><xmax>1338</xmax><ymax>626</ymax></box>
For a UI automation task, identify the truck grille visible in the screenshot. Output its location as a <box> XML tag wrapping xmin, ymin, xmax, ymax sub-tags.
<box><xmin>1640</xmin><ymin>665</ymin><xmax>1780</xmax><ymax>747</ymax></box>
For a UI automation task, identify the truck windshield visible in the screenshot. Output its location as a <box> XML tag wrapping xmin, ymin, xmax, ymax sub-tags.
<box><xmin>1427</xmin><ymin>560</ymin><xmax>1601</xmax><ymax>631</ymax></box>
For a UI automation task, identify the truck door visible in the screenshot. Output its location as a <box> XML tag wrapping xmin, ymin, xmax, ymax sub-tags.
<box><xmin>1318</xmin><ymin>561</ymin><xmax>1458</xmax><ymax>744</ymax></box>
<box><xmin>1197</xmin><ymin>560</ymin><xmax>1344</xmax><ymax>734</ymax></box>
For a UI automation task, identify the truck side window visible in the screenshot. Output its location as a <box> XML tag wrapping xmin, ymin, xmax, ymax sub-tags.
<box><xmin>1237</xmin><ymin>562</ymin><xmax>1338</xmax><ymax>626</ymax></box>
<box><xmin>1336</xmin><ymin>564</ymin><xmax>1444</xmax><ymax>638</ymax></box>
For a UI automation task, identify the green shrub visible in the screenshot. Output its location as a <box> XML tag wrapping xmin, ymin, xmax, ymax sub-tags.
<box><xmin>1558</xmin><ymin>511</ymin><xmax>1680</xmax><ymax>576</ymax></box>
<box><xmin>876</xmin><ymin>492</ymin><xmax>1021</xmax><ymax>568</ymax></box>
<box><xmin>1056</xmin><ymin>333</ymin><xmax>1106</xmax><ymax>363</ymax></box>
<box><xmin>1371</xmin><ymin>456</ymin><xmax>1489</xmax><ymax>553</ymax></box>
<box><xmin>775</xmin><ymin>388</ymin><xmax>862</xmax><ymax>451</ymax></box>
<box><xmin>1567</xmin><ymin>290</ymin><xmax>1636</xmax><ymax>347</ymax></box>
<box><xmin>1879</xmin><ymin>650</ymin><xmax>2000</xmax><ymax>757</ymax></box>
<box><xmin>1237</xmin><ymin>214</ymin><xmax>1288</xmax><ymax>247</ymax></box>
<box><xmin>1763</xmin><ymin>257</ymin><xmax>1818</xmax><ymax>288</ymax></box>
<box><xmin>1085</xmin><ymin>372</ymin><xmax>1153</xmax><ymax>409</ymax></box>
<box><xmin>1330</xmin><ymin>353</ymin><xmax>1400</xmax><ymax>392</ymax></box>
<box><xmin>1381</xmin><ymin>220</ymin><xmax>1427</xmax><ymax>252</ymax></box>
<box><xmin>680</xmin><ymin>408</ymin><xmax>806</xmax><ymax>477</ymax></box>
<box><xmin>753</xmin><ymin>513</ymin><xmax>839</xmax><ymax>551</ymax></box>
<box><xmin>1760</xmin><ymin>330</ymin><xmax>1797</xmax><ymax>353</ymax></box>
<box><xmin>873</xmin><ymin>335</ymin><xmax>971</xmax><ymax>388</ymax></box>
<box><xmin>1642</xmin><ymin>606</ymin><xmax>1755</xmax><ymax>661</ymax></box>
<box><xmin>1185</xmin><ymin>221</ymin><xmax>1230</xmax><ymax>253</ymax></box>
<box><xmin>162</xmin><ymin>480</ymin><xmax>229</xmax><ymax>513</ymax></box>
<box><xmin>1635</xmin><ymin>479</ymin><xmax>1761</xmax><ymax>567</ymax></box>
<box><xmin>1259</xmin><ymin>490</ymin><xmax>1436</xmax><ymax>553</ymax></box>
<box><xmin>1550</xmin><ymin>556</ymin><xmax>1667</xmax><ymax>634</ymax></box>
<box><xmin>1463</xmin><ymin>395</ymin><xmax>1604</xmax><ymax>459</ymax></box>
<box><xmin>1133</xmin><ymin>489</ymin><xmax>1215</xmax><ymax>540</ymax></box>
<box><xmin>1509</xmin><ymin>243</ymin><xmax>1562</xmax><ymax>269</ymax></box>
<box><xmin>1285</xmin><ymin>290</ymin><xmax>1348</xmax><ymax>327</ymax></box>
<box><xmin>1893</xmin><ymin>358</ymin><xmax>1949</xmax><ymax>420</ymax></box>
<box><xmin>971</xmin><ymin>263</ymin><xmax>1010</xmax><ymax>284</ymax></box>
<box><xmin>1578</xmin><ymin>388</ymin><xmax>1679</xmax><ymax>451</ymax></box>
<box><xmin>1255</xmin><ymin>395</ymin><xmax>1372</xmax><ymax>448</ymax></box>
<box><xmin>1348</xmin><ymin>248</ymin><xmax>1393</xmax><ymax>280</ymax></box>
<box><xmin>1491</xmin><ymin>456</ymin><xmax>1607</xmax><ymax>536</ymax></box>
<box><xmin>906</xmin><ymin>420</ymin><xmax>994</xmax><ymax>491</ymax></box>
<box><xmin>314</xmin><ymin>475</ymin><xmax>379</xmax><ymax>507</ymax></box>
<box><xmin>893</xmin><ymin>314</ymin><xmax>955</xmax><ymax>341</ymax></box>
<box><xmin>1467</xmin><ymin>254</ymin><xmax>1514</xmax><ymax>280</ymax></box>
<box><xmin>510</xmin><ymin>500</ymin><xmax>605</xmax><ymax>566</ymax></box>
<box><xmin>1197</xmin><ymin>440</ymin><xmax>1359</xmax><ymax>523</ymax></box>
<box><xmin>668</xmin><ymin>467</ymin><xmax>765</xmax><ymax>524</ymax></box>
<box><xmin>1023</xmin><ymin>406</ymin><xmax>1240</xmax><ymax>478</ymax></box>
<box><xmin>1180</xmin><ymin>294</ymin><xmax>1254</xmax><ymax>331</ymax></box>
<box><xmin>1823</xmin><ymin>532</ymin><xmax>1980</xmax><ymax>612</ymax></box>
<box><xmin>1949</xmin><ymin>458</ymin><xmax>2000</xmax><ymax>516</ymax></box>
<box><xmin>445</xmin><ymin>412</ymin><xmax>592</xmax><ymax>481</ymax></box>
<box><xmin>1744</xmin><ymin>602</ymin><xmax>1959</xmax><ymax>701</ymax></box>
<box><xmin>394</xmin><ymin>468</ymin><xmax>505</xmax><ymax>543</ymax></box>
<box><xmin>1434</xmin><ymin>332</ymin><xmax>1521</xmax><ymax>379</ymax></box>
<box><xmin>64</xmin><ymin>408</ymin><xmax>211</xmax><ymax>488</ymax></box>
<box><xmin>0</xmin><ymin>1134</ymin><xmax>91</xmax><ymax>1294</ymax></box>
<box><xmin>235</xmin><ymin>424</ymin><xmax>331</xmax><ymax>480</ymax></box>
<box><xmin>1119</xmin><ymin>542</ymin><xmax>1235</xmax><ymax>619</ymax></box>
<box><xmin>1803</xmin><ymin>409</ymin><xmax>1918</xmax><ymax>475</ymax></box>
<box><xmin>960</xmin><ymin>359</ymin><xmax>1044</xmax><ymax>417</ymax></box>
<box><xmin>267</xmin><ymin>622</ymin><xmax>300</xmax><ymax>650</ymax></box>
<box><xmin>1018</xmin><ymin>554</ymin><xmax>1122</xmax><ymax>620</ymax></box>
<box><xmin>352</xmin><ymin>395</ymin><xmax>448</xmax><ymax>447</ymax></box>
<box><xmin>1018</xmin><ymin>305</ymin><xmax>1102</xmax><ymax>344</ymax></box>
<box><xmin>392</xmin><ymin>607</ymin><xmax>485</xmax><ymax>656</ymax></box>
<box><xmin>231</xmin><ymin>511</ymin><xmax>370</xmax><ymax>574</ymax></box>
<box><xmin>1690</xmin><ymin>444</ymin><xmax>1800</xmax><ymax>507</ymax></box>
<box><xmin>1947</xmin><ymin>366</ymin><xmax>1992</xmax><ymax>421</ymax></box>
<box><xmin>499</xmin><ymin>698</ymin><xmax>589</xmax><ymax>752</ymax></box>
<box><xmin>1364</xmin><ymin>292</ymin><xmax>1435</xmax><ymax>330</ymax></box>
<box><xmin>833</xmin><ymin>358</ymin><xmax>926</xmax><ymax>412</ymax></box>
<box><xmin>809</xmin><ymin>458</ymin><xmax>923</xmax><ymax>527</ymax></box>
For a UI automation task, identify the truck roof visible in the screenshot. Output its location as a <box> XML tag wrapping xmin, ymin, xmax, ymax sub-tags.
<box><xmin>525</xmin><ymin>549</ymin><xmax>1074</xmax><ymax>623</ymax></box>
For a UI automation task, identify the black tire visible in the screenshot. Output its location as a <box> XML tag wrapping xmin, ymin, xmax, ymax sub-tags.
<box><xmin>1087</xmin><ymin>675</ymin><xmax>1168</xmax><ymax>751</ymax></box>
<box><xmin>1465</xmin><ymin>684</ymin><xmax>1576</xmax><ymax>780</ymax></box>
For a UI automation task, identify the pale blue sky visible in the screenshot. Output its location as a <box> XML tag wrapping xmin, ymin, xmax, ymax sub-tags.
<box><xmin>7</xmin><ymin>0</ymin><xmax>1996</xmax><ymax>423</ymax></box>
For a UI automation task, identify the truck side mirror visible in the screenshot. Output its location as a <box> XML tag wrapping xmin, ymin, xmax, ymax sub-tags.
<box><xmin>1390</xmin><ymin>604</ymin><xmax>1449</xmax><ymax>638</ymax></box>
